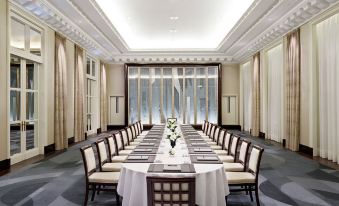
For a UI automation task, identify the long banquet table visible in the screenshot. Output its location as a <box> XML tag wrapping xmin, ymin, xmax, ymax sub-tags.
<box><xmin>117</xmin><ymin>124</ymin><xmax>229</xmax><ymax>206</ymax></box>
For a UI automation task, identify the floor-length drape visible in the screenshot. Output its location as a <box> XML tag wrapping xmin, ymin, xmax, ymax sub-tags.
<box><xmin>54</xmin><ymin>34</ymin><xmax>68</xmax><ymax>150</ymax></box>
<box><xmin>317</xmin><ymin>13</ymin><xmax>339</xmax><ymax>163</ymax></box>
<box><xmin>251</xmin><ymin>53</ymin><xmax>260</xmax><ymax>137</ymax></box>
<box><xmin>100</xmin><ymin>63</ymin><xmax>108</xmax><ymax>132</ymax></box>
<box><xmin>285</xmin><ymin>29</ymin><xmax>300</xmax><ymax>151</ymax></box>
<box><xmin>74</xmin><ymin>46</ymin><xmax>85</xmax><ymax>142</ymax></box>
<box><xmin>267</xmin><ymin>44</ymin><xmax>283</xmax><ymax>143</ymax></box>
<box><xmin>241</xmin><ymin>62</ymin><xmax>252</xmax><ymax>131</ymax></box>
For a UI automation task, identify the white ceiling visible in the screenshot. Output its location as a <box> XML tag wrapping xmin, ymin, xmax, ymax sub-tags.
<box><xmin>94</xmin><ymin>0</ymin><xmax>254</xmax><ymax>51</ymax></box>
<box><xmin>11</xmin><ymin>0</ymin><xmax>339</xmax><ymax>63</ymax></box>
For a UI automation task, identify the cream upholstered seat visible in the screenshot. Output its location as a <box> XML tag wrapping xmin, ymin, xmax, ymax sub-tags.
<box><xmin>217</xmin><ymin>135</ymin><xmax>240</xmax><ymax>163</ymax></box>
<box><xmin>106</xmin><ymin>135</ymin><xmax>126</xmax><ymax>163</ymax></box>
<box><xmin>224</xmin><ymin>140</ymin><xmax>251</xmax><ymax>172</ymax></box>
<box><xmin>125</xmin><ymin>145</ymin><xmax>137</xmax><ymax>150</ymax></box>
<box><xmin>210</xmin><ymin>145</ymin><xmax>222</xmax><ymax>150</ymax></box>
<box><xmin>102</xmin><ymin>163</ymin><xmax>122</xmax><ymax>172</ymax></box>
<box><xmin>112</xmin><ymin>155</ymin><xmax>127</xmax><ymax>162</ymax></box>
<box><xmin>95</xmin><ymin>138</ymin><xmax>122</xmax><ymax>172</ymax></box>
<box><xmin>226</xmin><ymin>172</ymin><xmax>255</xmax><ymax>184</ymax></box>
<box><xmin>223</xmin><ymin>163</ymin><xmax>243</xmax><ymax>172</ymax></box>
<box><xmin>89</xmin><ymin>172</ymin><xmax>120</xmax><ymax>184</ymax></box>
<box><xmin>147</xmin><ymin>177</ymin><xmax>195</xmax><ymax>206</ymax></box>
<box><xmin>119</xmin><ymin>150</ymin><xmax>133</xmax><ymax>155</ymax></box>
<box><xmin>219</xmin><ymin>155</ymin><xmax>234</xmax><ymax>162</ymax></box>
<box><xmin>80</xmin><ymin>145</ymin><xmax>120</xmax><ymax>205</ymax></box>
<box><xmin>226</xmin><ymin>145</ymin><xmax>264</xmax><ymax>206</ymax></box>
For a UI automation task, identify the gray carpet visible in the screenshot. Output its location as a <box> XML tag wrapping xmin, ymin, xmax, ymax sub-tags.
<box><xmin>0</xmin><ymin>131</ymin><xmax>339</xmax><ymax>206</ymax></box>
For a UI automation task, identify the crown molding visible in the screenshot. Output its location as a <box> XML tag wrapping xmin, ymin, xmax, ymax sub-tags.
<box><xmin>234</xmin><ymin>0</ymin><xmax>339</xmax><ymax>61</ymax></box>
<box><xmin>11</xmin><ymin>0</ymin><xmax>113</xmax><ymax>61</ymax></box>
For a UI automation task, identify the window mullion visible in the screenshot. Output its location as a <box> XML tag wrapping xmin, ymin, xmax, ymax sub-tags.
<box><xmin>137</xmin><ymin>67</ymin><xmax>141</xmax><ymax>122</ymax></box>
<box><xmin>194</xmin><ymin>68</ymin><xmax>197</xmax><ymax>125</ymax></box>
<box><xmin>205</xmin><ymin>67</ymin><xmax>208</xmax><ymax>122</ymax></box>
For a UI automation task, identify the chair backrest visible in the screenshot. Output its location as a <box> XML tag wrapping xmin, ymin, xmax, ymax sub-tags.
<box><xmin>131</xmin><ymin>124</ymin><xmax>137</xmax><ymax>138</ymax></box>
<box><xmin>147</xmin><ymin>177</ymin><xmax>196</xmax><ymax>206</ymax></box>
<box><xmin>121</xmin><ymin>129</ymin><xmax>129</xmax><ymax>146</ymax></box>
<box><xmin>95</xmin><ymin>139</ymin><xmax>109</xmax><ymax>170</ymax></box>
<box><xmin>213</xmin><ymin>126</ymin><xmax>220</xmax><ymax>141</ymax></box>
<box><xmin>202</xmin><ymin>120</ymin><xmax>206</xmax><ymax>131</ymax></box>
<box><xmin>224</xmin><ymin>132</ymin><xmax>233</xmax><ymax>152</ymax></box>
<box><xmin>248</xmin><ymin>145</ymin><xmax>264</xmax><ymax>176</ymax></box>
<box><xmin>114</xmin><ymin>132</ymin><xmax>124</xmax><ymax>151</ymax></box>
<box><xmin>218</xmin><ymin>129</ymin><xmax>226</xmax><ymax>147</ymax></box>
<box><xmin>238</xmin><ymin>140</ymin><xmax>251</xmax><ymax>169</ymax></box>
<box><xmin>127</xmin><ymin>126</ymin><xmax>133</xmax><ymax>141</ymax></box>
<box><xmin>206</xmin><ymin>123</ymin><xmax>212</xmax><ymax>136</ymax></box>
<box><xmin>106</xmin><ymin>136</ymin><xmax>117</xmax><ymax>159</ymax></box>
<box><xmin>230</xmin><ymin>135</ymin><xmax>240</xmax><ymax>160</ymax></box>
<box><xmin>80</xmin><ymin>145</ymin><xmax>97</xmax><ymax>177</ymax></box>
<box><xmin>209</xmin><ymin>125</ymin><xmax>216</xmax><ymax>138</ymax></box>
<box><xmin>141</xmin><ymin>121</ymin><xmax>144</xmax><ymax>131</ymax></box>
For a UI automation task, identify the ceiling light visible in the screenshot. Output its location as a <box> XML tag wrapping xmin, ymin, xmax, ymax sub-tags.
<box><xmin>169</xmin><ymin>16</ymin><xmax>179</xmax><ymax>20</ymax></box>
<box><xmin>169</xmin><ymin>29</ymin><xmax>177</xmax><ymax>33</ymax></box>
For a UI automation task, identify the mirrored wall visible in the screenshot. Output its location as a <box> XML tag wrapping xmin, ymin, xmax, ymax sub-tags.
<box><xmin>127</xmin><ymin>65</ymin><xmax>220</xmax><ymax>125</ymax></box>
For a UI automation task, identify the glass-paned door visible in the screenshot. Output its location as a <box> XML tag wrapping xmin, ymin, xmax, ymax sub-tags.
<box><xmin>9</xmin><ymin>55</ymin><xmax>39</xmax><ymax>164</ymax></box>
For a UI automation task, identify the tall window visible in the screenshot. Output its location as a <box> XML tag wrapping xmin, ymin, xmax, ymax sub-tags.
<box><xmin>86</xmin><ymin>57</ymin><xmax>96</xmax><ymax>132</ymax></box>
<box><xmin>128</xmin><ymin>65</ymin><xmax>219</xmax><ymax>124</ymax></box>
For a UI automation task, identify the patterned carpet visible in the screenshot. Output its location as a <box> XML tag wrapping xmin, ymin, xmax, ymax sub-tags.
<box><xmin>0</xmin><ymin>130</ymin><xmax>339</xmax><ymax>206</ymax></box>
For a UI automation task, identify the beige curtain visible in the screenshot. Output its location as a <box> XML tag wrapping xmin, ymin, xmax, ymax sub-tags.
<box><xmin>74</xmin><ymin>46</ymin><xmax>85</xmax><ymax>142</ymax></box>
<box><xmin>285</xmin><ymin>29</ymin><xmax>300</xmax><ymax>151</ymax></box>
<box><xmin>251</xmin><ymin>53</ymin><xmax>260</xmax><ymax>137</ymax></box>
<box><xmin>100</xmin><ymin>63</ymin><xmax>108</xmax><ymax>132</ymax></box>
<box><xmin>55</xmin><ymin>34</ymin><xmax>68</xmax><ymax>150</ymax></box>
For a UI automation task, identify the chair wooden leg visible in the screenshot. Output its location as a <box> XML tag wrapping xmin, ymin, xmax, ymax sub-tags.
<box><xmin>255</xmin><ymin>185</ymin><xmax>260</xmax><ymax>206</ymax></box>
<box><xmin>249</xmin><ymin>186</ymin><xmax>254</xmax><ymax>202</ymax></box>
<box><xmin>84</xmin><ymin>185</ymin><xmax>89</xmax><ymax>206</ymax></box>
<box><xmin>97</xmin><ymin>185</ymin><xmax>101</xmax><ymax>195</ymax></box>
<box><xmin>91</xmin><ymin>184</ymin><xmax>97</xmax><ymax>201</ymax></box>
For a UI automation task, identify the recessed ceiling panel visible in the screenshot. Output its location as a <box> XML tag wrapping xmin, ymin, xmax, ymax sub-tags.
<box><xmin>95</xmin><ymin>0</ymin><xmax>254</xmax><ymax>50</ymax></box>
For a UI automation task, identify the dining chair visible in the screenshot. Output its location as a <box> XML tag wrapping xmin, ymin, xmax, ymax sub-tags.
<box><xmin>106</xmin><ymin>135</ymin><xmax>127</xmax><ymax>163</ymax></box>
<box><xmin>80</xmin><ymin>145</ymin><xmax>120</xmax><ymax>206</ymax></box>
<box><xmin>207</xmin><ymin>126</ymin><xmax>220</xmax><ymax>145</ymax></box>
<box><xmin>224</xmin><ymin>140</ymin><xmax>251</xmax><ymax>172</ymax></box>
<box><xmin>131</xmin><ymin>124</ymin><xmax>137</xmax><ymax>139</ymax></box>
<box><xmin>226</xmin><ymin>145</ymin><xmax>264</xmax><ymax>206</ymax></box>
<box><xmin>124</xmin><ymin>127</ymin><xmax>138</xmax><ymax>148</ymax></box>
<box><xmin>95</xmin><ymin>139</ymin><xmax>121</xmax><ymax>172</ymax></box>
<box><xmin>113</xmin><ymin>132</ymin><xmax>132</xmax><ymax>156</ymax></box>
<box><xmin>217</xmin><ymin>135</ymin><xmax>240</xmax><ymax>162</ymax></box>
<box><xmin>147</xmin><ymin>177</ymin><xmax>196</xmax><ymax>206</ymax></box>
<box><xmin>198</xmin><ymin>120</ymin><xmax>209</xmax><ymax>136</ymax></box>
<box><xmin>213</xmin><ymin>132</ymin><xmax>233</xmax><ymax>155</ymax></box>
<box><xmin>210</xmin><ymin>129</ymin><xmax>226</xmax><ymax>150</ymax></box>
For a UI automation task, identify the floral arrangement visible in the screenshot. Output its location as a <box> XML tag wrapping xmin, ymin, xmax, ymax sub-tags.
<box><xmin>167</xmin><ymin>119</ymin><xmax>177</xmax><ymax>132</ymax></box>
<box><xmin>166</xmin><ymin>131</ymin><xmax>181</xmax><ymax>142</ymax></box>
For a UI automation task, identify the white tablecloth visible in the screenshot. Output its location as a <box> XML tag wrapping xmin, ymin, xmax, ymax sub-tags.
<box><xmin>117</xmin><ymin>127</ymin><xmax>229</xmax><ymax>206</ymax></box>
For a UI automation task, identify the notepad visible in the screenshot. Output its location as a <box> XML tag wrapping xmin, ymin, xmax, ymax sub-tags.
<box><xmin>139</xmin><ymin>143</ymin><xmax>155</xmax><ymax>146</ymax></box>
<box><xmin>134</xmin><ymin>148</ymin><xmax>152</xmax><ymax>152</ymax></box>
<box><xmin>189</xmin><ymin>139</ymin><xmax>204</xmax><ymax>141</ymax></box>
<box><xmin>194</xmin><ymin>148</ymin><xmax>212</xmax><ymax>152</ymax></box>
<box><xmin>196</xmin><ymin>156</ymin><xmax>218</xmax><ymax>161</ymax></box>
<box><xmin>191</xmin><ymin>142</ymin><xmax>207</xmax><ymax>146</ymax></box>
<box><xmin>127</xmin><ymin>156</ymin><xmax>149</xmax><ymax>160</ymax></box>
<box><xmin>163</xmin><ymin>164</ymin><xmax>181</xmax><ymax>171</ymax></box>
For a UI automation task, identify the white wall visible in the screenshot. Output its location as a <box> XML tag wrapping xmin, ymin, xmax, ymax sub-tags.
<box><xmin>221</xmin><ymin>64</ymin><xmax>240</xmax><ymax>125</ymax></box>
<box><xmin>106</xmin><ymin>64</ymin><xmax>125</xmax><ymax>125</ymax></box>
<box><xmin>0</xmin><ymin>0</ymin><xmax>8</xmax><ymax>161</ymax></box>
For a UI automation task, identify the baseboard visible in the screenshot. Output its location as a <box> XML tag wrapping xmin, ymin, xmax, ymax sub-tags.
<box><xmin>259</xmin><ymin>132</ymin><xmax>265</xmax><ymax>139</ymax></box>
<box><xmin>299</xmin><ymin>144</ymin><xmax>313</xmax><ymax>156</ymax></box>
<box><xmin>221</xmin><ymin>125</ymin><xmax>241</xmax><ymax>130</ymax></box>
<box><xmin>0</xmin><ymin>159</ymin><xmax>10</xmax><ymax>171</ymax></box>
<box><xmin>68</xmin><ymin>137</ymin><xmax>75</xmax><ymax>145</ymax></box>
<box><xmin>107</xmin><ymin>125</ymin><xmax>126</xmax><ymax>130</ymax></box>
<box><xmin>44</xmin><ymin>143</ymin><xmax>56</xmax><ymax>155</ymax></box>
<box><xmin>282</xmin><ymin>139</ymin><xmax>286</xmax><ymax>147</ymax></box>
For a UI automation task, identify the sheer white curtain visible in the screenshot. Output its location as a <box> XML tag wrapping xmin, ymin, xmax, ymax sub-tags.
<box><xmin>267</xmin><ymin>44</ymin><xmax>283</xmax><ymax>143</ymax></box>
<box><xmin>241</xmin><ymin>62</ymin><xmax>252</xmax><ymax>131</ymax></box>
<box><xmin>317</xmin><ymin>13</ymin><xmax>339</xmax><ymax>163</ymax></box>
